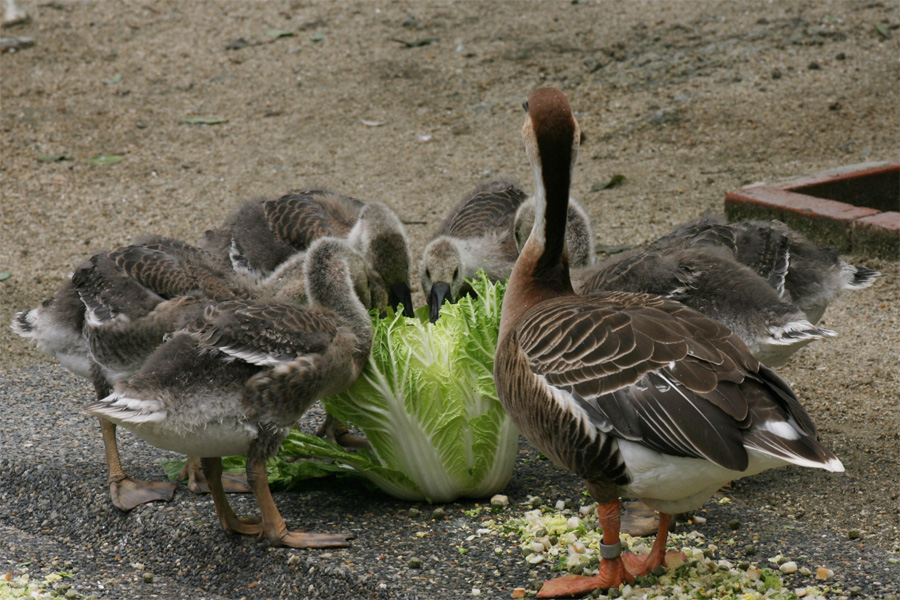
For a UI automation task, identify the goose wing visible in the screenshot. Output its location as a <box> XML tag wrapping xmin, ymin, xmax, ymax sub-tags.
<box><xmin>189</xmin><ymin>300</ymin><xmax>338</xmax><ymax>367</ymax></box>
<box><xmin>443</xmin><ymin>181</ymin><xmax>527</xmax><ymax>238</ymax></box>
<box><xmin>263</xmin><ymin>193</ymin><xmax>364</xmax><ymax>250</ymax></box>
<box><xmin>515</xmin><ymin>292</ymin><xmax>762</xmax><ymax>471</ymax></box>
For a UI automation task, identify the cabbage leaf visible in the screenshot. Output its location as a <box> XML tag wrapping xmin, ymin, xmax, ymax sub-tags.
<box><xmin>284</xmin><ymin>272</ymin><xmax>519</xmax><ymax>502</ymax></box>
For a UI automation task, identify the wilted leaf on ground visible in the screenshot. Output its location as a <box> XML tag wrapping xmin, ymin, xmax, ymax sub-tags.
<box><xmin>311</xmin><ymin>30</ymin><xmax>324</xmax><ymax>42</ymax></box>
<box><xmin>361</xmin><ymin>119</ymin><xmax>385</xmax><ymax>127</ymax></box>
<box><xmin>87</xmin><ymin>154</ymin><xmax>125</xmax><ymax>166</ymax></box>
<box><xmin>103</xmin><ymin>73</ymin><xmax>122</xmax><ymax>85</ymax></box>
<box><xmin>0</xmin><ymin>272</ymin><xmax>11</xmax><ymax>282</ymax></box>
<box><xmin>38</xmin><ymin>153</ymin><xmax>71</xmax><ymax>163</ymax></box>
<box><xmin>874</xmin><ymin>23</ymin><xmax>891</xmax><ymax>39</ymax></box>
<box><xmin>591</xmin><ymin>174</ymin><xmax>627</xmax><ymax>191</ymax></box>
<box><xmin>181</xmin><ymin>117</ymin><xmax>228</xmax><ymax>125</ymax></box>
<box><xmin>266</xmin><ymin>29</ymin><xmax>294</xmax><ymax>39</ymax></box>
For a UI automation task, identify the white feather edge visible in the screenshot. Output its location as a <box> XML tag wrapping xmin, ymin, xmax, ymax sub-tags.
<box><xmin>85</xmin><ymin>393</ymin><xmax>167</xmax><ymax>425</ymax></box>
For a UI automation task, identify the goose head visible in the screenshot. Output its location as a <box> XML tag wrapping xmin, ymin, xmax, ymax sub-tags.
<box><xmin>349</xmin><ymin>202</ymin><xmax>415</xmax><ymax>318</ymax></box>
<box><xmin>420</xmin><ymin>236</ymin><xmax>465</xmax><ymax>323</ymax></box>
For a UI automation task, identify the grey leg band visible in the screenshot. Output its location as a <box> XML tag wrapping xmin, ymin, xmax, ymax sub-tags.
<box><xmin>599</xmin><ymin>541</ymin><xmax>622</xmax><ymax>560</ymax></box>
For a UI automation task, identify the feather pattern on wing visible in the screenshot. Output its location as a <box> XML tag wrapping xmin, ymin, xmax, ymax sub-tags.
<box><xmin>512</xmin><ymin>291</ymin><xmax>834</xmax><ymax>477</ymax></box>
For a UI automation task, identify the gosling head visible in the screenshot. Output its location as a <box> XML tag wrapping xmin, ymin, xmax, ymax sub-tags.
<box><xmin>352</xmin><ymin>202</ymin><xmax>415</xmax><ymax>318</ymax></box>
<box><xmin>420</xmin><ymin>237</ymin><xmax>465</xmax><ymax>323</ymax></box>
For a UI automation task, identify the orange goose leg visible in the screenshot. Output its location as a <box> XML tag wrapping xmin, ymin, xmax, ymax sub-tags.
<box><xmin>201</xmin><ymin>457</ymin><xmax>262</xmax><ymax>535</ymax></box>
<box><xmin>100</xmin><ymin>417</ymin><xmax>176</xmax><ymax>511</ymax></box>
<box><xmin>536</xmin><ymin>500</ymin><xmax>635</xmax><ymax>598</ymax></box>
<box><xmin>247</xmin><ymin>458</ymin><xmax>355</xmax><ymax>548</ymax></box>
<box><xmin>620</xmin><ymin>512</ymin><xmax>685</xmax><ymax>577</ymax></box>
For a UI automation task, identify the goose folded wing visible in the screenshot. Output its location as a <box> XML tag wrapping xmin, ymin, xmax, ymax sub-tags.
<box><xmin>72</xmin><ymin>252</ymin><xmax>169</xmax><ymax>322</ymax></box>
<box><xmin>445</xmin><ymin>182</ymin><xmax>527</xmax><ymax>238</ymax></box>
<box><xmin>263</xmin><ymin>193</ymin><xmax>363</xmax><ymax>250</ymax></box>
<box><xmin>516</xmin><ymin>293</ymin><xmax>760</xmax><ymax>471</ymax></box>
<box><xmin>190</xmin><ymin>300</ymin><xmax>337</xmax><ymax>366</ymax></box>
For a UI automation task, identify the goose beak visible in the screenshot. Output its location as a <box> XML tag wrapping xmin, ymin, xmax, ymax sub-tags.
<box><xmin>389</xmin><ymin>283</ymin><xmax>416</xmax><ymax>318</ymax></box>
<box><xmin>428</xmin><ymin>282</ymin><xmax>452</xmax><ymax>323</ymax></box>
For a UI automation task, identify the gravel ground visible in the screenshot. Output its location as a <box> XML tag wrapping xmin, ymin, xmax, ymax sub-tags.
<box><xmin>1</xmin><ymin>1</ymin><xmax>898</xmax><ymax>599</ymax></box>
<box><xmin>1</xmin><ymin>364</ymin><xmax>899</xmax><ymax>600</ymax></box>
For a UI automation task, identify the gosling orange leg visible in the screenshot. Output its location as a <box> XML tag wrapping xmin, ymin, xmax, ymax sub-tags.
<box><xmin>247</xmin><ymin>458</ymin><xmax>354</xmax><ymax>548</ymax></box>
<box><xmin>201</xmin><ymin>457</ymin><xmax>262</xmax><ymax>535</ymax></box>
<box><xmin>100</xmin><ymin>417</ymin><xmax>176</xmax><ymax>511</ymax></box>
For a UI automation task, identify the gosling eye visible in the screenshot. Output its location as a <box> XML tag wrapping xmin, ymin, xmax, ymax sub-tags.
<box><xmin>425</xmin><ymin>268</ymin><xmax>431</xmax><ymax>280</ymax></box>
<box><xmin>522</xmin><ymin>101</ymin><xmax>529</xmax><ymax>112</ymax></box>
<box><xmin>452</xmin><ymin>267</ymin><xmax>459</xmax><ymax>280</ymax></box>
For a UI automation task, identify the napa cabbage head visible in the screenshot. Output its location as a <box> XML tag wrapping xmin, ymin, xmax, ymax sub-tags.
<box><xmin>284</xmin><ymin>272</ymin><xmax>518</xmax><ymax>502</ymax></box>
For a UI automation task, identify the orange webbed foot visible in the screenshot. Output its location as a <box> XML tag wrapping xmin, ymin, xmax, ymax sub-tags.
<box><xmin>536</xmin><ymin>556</ymin><xmax>634</xmax><ymax>598</ymax></box>
<box><xmin>621</xmin><ymin>550</ymin><xmax>686</xmax><ymax>578</ymax></box>
<box><xmin>110</xmin><ymin>477</ymin><xmax>176</xmax><ymax>511</ymax></box>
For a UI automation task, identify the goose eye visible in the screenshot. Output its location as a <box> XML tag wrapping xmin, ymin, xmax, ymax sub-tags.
<box><xmin>522</xmin><ymin>101</ymin><xmax>529</xmax><ymax>112</ymax></box>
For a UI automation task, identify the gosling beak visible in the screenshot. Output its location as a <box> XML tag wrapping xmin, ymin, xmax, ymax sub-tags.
<box><xmin>428</xmin><ymin>282</ymin><xmax>452</xmax><ymax>323</ymax></box>
<box><xmin>389</xmin><ymin>282</ymin><xmax>416</xmax><ymax>319</ymax></box>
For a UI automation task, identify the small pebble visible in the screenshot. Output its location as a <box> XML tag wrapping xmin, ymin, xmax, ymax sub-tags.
<box><xmin>490</xmin><ymin>494</ymin><xmax>509</xmax><ymax>508</ymax></box>
<box><xmin>408</xmin><ymin>508</ymin><xmax>421</xmax><ymax>518</ymax></box>
<box><xmin>529</xmin><ymin>496</ymin><xmax>544</xmax><ymax>508</ymax></box>
<box><xmin>512</xmin><ymin>589</ymin><xmax>526</xmax><ymax>599</ymax></box>
<box><xmin>728</xmin><ymin>519</ymin><xmax>741</xmax><ymax>530</ymax></box>
<box><xmin>849</xmin><ymin>586</ymin><xmax>862</xmax><ymax>597</ymax></box>
<box><xmin>772</xmin><ymin>69</ymin><xmax>782</xmax><ymax>79</ymax></box>
<box><xmin>847</xmin><ymin>529</ymin><xmax>861</xmax><ymax>539</ymax></box>
<box><xmin>65</xmin><ymin>591</ymin><xmax>78</xmax><ymax>600</ymax></box>
<box><xmin>287</xmin><ymin>555</ymin><xmax>301</xmax><ymax>566</ymax></box>
<box><xmin>808</xmin><ymin>61</ymin><xmax>821</xmax><ymax>70</ymax></box>
<box><xmin>744</xmin><ymin>544</ymin><xmax>757</xmax><ymax>556</ymax></box>
<box><xmin>142</xmin><ymin>572</ymin><xmax>154</xmax><ymax>583</ymax></box>
<box><xmin>799</xmin><ymin>566</ymin><xmax>812</xmax><ymax>576</ymax></box>
<box><xmin>779</xmin><ymin>561</ymin><xmax>798</xmax><ymax>574</ymax></box>
<box><xmin>651</xmin><ymin>565</ymin><xmax>666</xmax><ymax>577</ymax></box>
<box><xmin>407</xmin><ymin>556</ymin><xmax>423</xmax><ymax>569</ymax></box>
<box><xmin>432</xmin><ymin>507</ymin><xmax>446</xmax><ymax>520</ymax></box>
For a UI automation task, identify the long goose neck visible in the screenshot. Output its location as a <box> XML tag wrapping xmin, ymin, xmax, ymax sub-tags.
<box><xmin>305</xmin><ymin>243</ymin><xmax>373</xmax><ymax>349</ymax></box>
<box><xmin>500</xmin><ymin>89</ymin><xmax>578</xmax><ymax>340</ymax></box>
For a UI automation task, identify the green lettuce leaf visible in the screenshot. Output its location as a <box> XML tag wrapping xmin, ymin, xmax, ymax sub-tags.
<box><xmin>315</xmin><ymin>272</ymin><xmax>518</xmax><ymax>502</ymax></box>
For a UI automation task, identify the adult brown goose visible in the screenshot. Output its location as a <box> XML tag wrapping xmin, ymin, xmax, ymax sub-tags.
<box><xmin>84</xmin><ymin>237</ymin><xmax>371</xmax><ymax>548</ymax></box>
<box><xmin>420</xmin><ymin>180</ymin><xmax>526</xmax><ymax>322</ymax></box>
<box><xmin>494</xmin><ymin>88</ymin><xmax>844</xmax><ymax>598</ymax></box>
